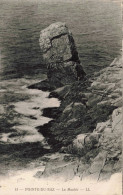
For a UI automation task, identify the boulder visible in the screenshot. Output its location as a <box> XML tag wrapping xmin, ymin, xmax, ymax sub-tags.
<box><xmin>39</xmin><ymin>22</ymin><xmax>85</xmax><ymax>88</ymax></box>
<box><xmin>72</xmin><ymin>132</ymin><xmax>100</xmax><ymax>154</ymax></box>
<box><xmin>73</xmin><ymin>134</ymin><xmax>87</xmax><ymax>149</ymax></box>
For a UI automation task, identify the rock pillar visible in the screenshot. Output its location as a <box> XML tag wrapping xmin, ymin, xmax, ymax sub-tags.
<box><xmin>39</xmin><ymin>22</ymin><xmax>85</xmax><ymax>87</ymax></box>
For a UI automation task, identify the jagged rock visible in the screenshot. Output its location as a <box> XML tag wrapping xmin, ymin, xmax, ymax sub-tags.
<box><xmin>39</xmin><ymin>22</ymin><xmax>85</xmax><ymax>88</ymax></box>
<box><xmin>28</xmin><ymin>79</ymin><xmax>55</xmax><ymax>91</ymax></box>
<box><xmin>87</xmin><ymin>54</ymin><xmax>122</xmax><ymax>110</ymax></box>
<box><xmin>61</xmin><ymin>102</ymin><xmax>86</xmax><ymax>125</ymax></box>
<box><xmin>42</xmin><ymin>107</ymin><xmax>61</xmax><ymax>119</ymax></box>
<box><xmin>49</xmin><ymin>85</ymin><xmax>71</xmax><ymax>99</ymax></box>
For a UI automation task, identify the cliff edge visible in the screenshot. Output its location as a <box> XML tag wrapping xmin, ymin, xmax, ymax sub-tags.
<box><xmin>32</xmin><ymin>23</ymin><xmax>122</xmax><ymax>182</ymax></box>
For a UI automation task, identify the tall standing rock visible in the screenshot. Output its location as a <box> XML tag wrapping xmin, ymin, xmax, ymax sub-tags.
<box><xmin>39</xmin><ymin>22</ymin><xmax>85</xmax><ymax>88</ymax></box>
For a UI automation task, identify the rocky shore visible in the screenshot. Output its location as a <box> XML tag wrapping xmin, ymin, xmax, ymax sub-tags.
<box><xmin>29</xmin><ymin>22</ymin><xmax>122</xmax><ymax>182</ymax></box>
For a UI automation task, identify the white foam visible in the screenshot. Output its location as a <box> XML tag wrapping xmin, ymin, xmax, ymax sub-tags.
<box><xmin>0</xmin><ymin>133</ymin><xmax>11</xmax><ymax>142</ymax></box>
<box><xmin>0</xmin><ymin>131</ymin><xmax>45</xmax><ymax>144</ymax></box>
<box><xmin>14</xmin><ymin>101</ymin><xmax>41</xmax><ymax>116</ymax></box>
<box><xmin>0</xmin><ymin>80</ymin><xmax>60</xmax><ymax>145</ymax></box>
<box><xmin>0</xmin><ymin>89</ymin><xmax>6</xmax><ymax>92</ymax></box>
<box><xmin>13</xmin><ymin>89</ymin><xmax>60</xmax><ymax>116</ymax></box>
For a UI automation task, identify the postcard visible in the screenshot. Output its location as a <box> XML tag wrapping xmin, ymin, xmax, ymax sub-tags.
<box><xmin>0</xmin><ymin>0</ymin><xmax>122</xmax><ymax>194</ymax></box>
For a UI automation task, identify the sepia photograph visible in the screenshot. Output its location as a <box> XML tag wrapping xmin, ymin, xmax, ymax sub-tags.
<box><xmin>0</xmin><ymin>0</ymin><xmax>122</xmax><ymax>194</ymax></box>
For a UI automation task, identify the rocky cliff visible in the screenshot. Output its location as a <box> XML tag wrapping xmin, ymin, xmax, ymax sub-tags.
<box><xmin>30</xmin><ymin>23</ymin><xmax>122</xmax><ymax>182</ymax></box>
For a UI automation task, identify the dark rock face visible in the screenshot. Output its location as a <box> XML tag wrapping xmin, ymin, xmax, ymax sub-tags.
<box><xmin>39</xmin><ymin>22</ymin><xmax>85</xmax><ymax>88</ymax></box>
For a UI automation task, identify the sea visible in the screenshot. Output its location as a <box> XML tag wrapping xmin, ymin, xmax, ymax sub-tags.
<box><xmin>0</xmin><ymin>0</ymin><xmax>122</xmax><ymax>183</ymax></box>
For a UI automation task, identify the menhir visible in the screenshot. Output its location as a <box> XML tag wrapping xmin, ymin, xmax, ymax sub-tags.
<box><xmin>39</xmin><ymin>22</ymin><xmax>85</xmax><ymax>88</ymax></box>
